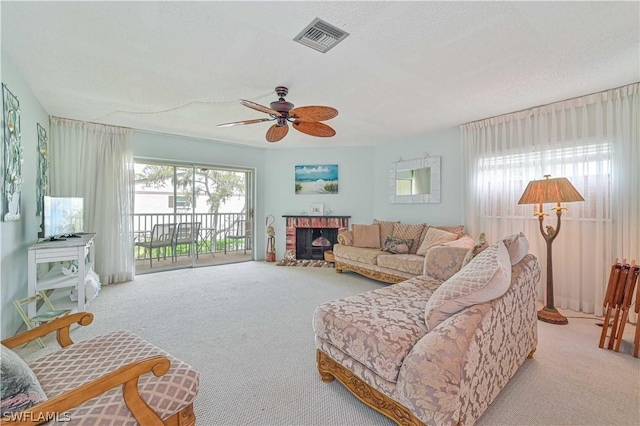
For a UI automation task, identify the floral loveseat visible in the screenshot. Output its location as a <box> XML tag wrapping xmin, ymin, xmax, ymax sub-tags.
<box><xmin>334</xmin><ymin>220</ymin><xmax>475</xmax><ymax>284</ymax></box>
<box><xmin>314</xmin><ymin>234</ymin><xmax>539</xmax><ymax>426</ymax></box>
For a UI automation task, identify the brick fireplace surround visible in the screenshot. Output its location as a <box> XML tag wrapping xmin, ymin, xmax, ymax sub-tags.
<box><xmin>283</xmin><ymin>216</ymin><xmax>350</xmax><ymax>260</ymax></box>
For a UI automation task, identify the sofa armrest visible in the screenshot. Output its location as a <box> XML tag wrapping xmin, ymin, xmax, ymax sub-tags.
<box><xmin>3</xmin><ymin>355</ymin><xmax>170</xmax><ymax>426</ymax></box>
<box><xmin>423</xmin><ymin>246</ymin><xmax>468</xmax><ymax>281</ymax></box>
<box><xmin>395</xmin><ymin>303</ymin><xmax>491</xmax><ymax>426</ymax></box>
<box><xmin>337</xmin><ymin>231</ymin><xmax>353</xmax><ymax>246</ymax></box>
<box><xmin>399</xmin><ymin>254</ymin><xmax>540</xmax><ymax>426</ymax></box>
<box><xmin>1</xmin><ymin>312</ymin><xmax>94</xmax><ymax>349</ymax></box>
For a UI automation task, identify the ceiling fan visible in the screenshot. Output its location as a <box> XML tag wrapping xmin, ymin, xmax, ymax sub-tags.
<box><xmin>217</xmin><ymin>86</ymin><xmax>338</xmax><ymax>142</ymax></box>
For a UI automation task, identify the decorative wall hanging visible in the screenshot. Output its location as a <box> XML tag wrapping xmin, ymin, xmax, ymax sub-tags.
<box><xmin>36</xmin><ymin>123</ymin><xmax>49</xmax><ymax>217</ymax></box>
<box><xmin>266</xmin><ymin>214</ymin><xmax>276</xmax><ymax>262</ymax></box>
<box><xmin>295</xmin><ymin>164</ymin><xmax>339</xmax><ymax>194</ymax></box>
<box><xmin>309</xmin><ymin>203</ymin><xmax>324</xmax><ymax>216</ymax></box>
<box><xmin>389</xmin><ymin>156</ymin><xmax>441</xmax><ymax>204</ymax></box>
<box><xmin>2</xmin><ymin>84</ymin><xmax>23</xmax><ymax>221</ymax></box>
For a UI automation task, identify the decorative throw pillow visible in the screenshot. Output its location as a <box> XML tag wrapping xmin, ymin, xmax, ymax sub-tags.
<box><xmin>373</xmin><ymin>219</ymin><xmax>400</xmax><ymax>248</ymax></box>
<box><xmin>462</xmin><ymin>232</ymin><xmax>488</xmax><ymax>267</ymax></box>
<box><xmin>418</xmin><ymin>224</ymin><xmax>464</xmax><ymax>250</ymax></box>
<box><xmin>441</xmin><ymin>235</ymin><xmax>475</xmax><ymax>248</ymax></box>
<box><xmin>0</xmin><ymin>345</ymin><xmax>47</xmax><ymax>416</ymax></box>
<box><xmin>434</xmin><ymin>225</ymin><xmax>465</xmax><ymax>237</ymax></box>
<box><xmin>381</xmin><ymin>237</ymin><xmax>414</xmax><ymax>254</ymax></box>
<box><xmin>416</xmin><ymin>227</ymin><xmax>459</xmax><ymax>256</ymax></box>
<box><xmin>502</xmin><ymin>232</ymin><xmax>529</xmax><ymax>266</ymax></box>
<box><xmin>352</xmin><ymin>224</ymin><xmax>381</xmax><ymax>249</ymax></box>
<box><xmin>337</xmin><ymin>231</ymin><xmax>353</xmax><ymax>246</ymax></box>
<box><xmin>424</xmin><ymin>241</ymin><xmax>512</xmax><ymax>331</ymax></box>
<box><xmin>391</xmin><ymin>223</ymin><xmax>425</xmax><ymax>254</ymax></box>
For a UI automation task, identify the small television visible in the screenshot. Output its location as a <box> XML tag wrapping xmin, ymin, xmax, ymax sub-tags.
<box><xmin>40</xmin><ymin>196</ymin><xmax>85</xmax><ymax>240</ymax></box>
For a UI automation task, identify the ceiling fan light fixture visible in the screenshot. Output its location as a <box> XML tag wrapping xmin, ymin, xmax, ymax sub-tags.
<box><xmin>293</xmin><ymin>18</ymin><xmax>349</xmax><ymax>53</ymax></box>
<box><xmin>218</xmin><ymin>86</ymin><xmax>337</xmax><ymax>143</ymax></box>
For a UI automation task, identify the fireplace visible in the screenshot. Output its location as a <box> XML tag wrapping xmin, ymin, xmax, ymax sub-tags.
<box><xmin>283</xmin><ymin>216</ymin><xmax>350</xmax><ymax>260</ymax></box>
<box><xmin>296</xmin><ymin>228</ymin><xmax>338</xmax><ymax>259</ymax></box>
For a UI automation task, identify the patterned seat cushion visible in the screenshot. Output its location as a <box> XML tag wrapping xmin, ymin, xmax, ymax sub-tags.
<box><xmin>377</xmin><ymin>254</ymin><xmax>425</xmax><ymax>276</ymax></box>
<box><xmin>313</xmin><ymin>275</ymin><xmax>442</xmax><ymax>383</ymax></box>
<box><xmin>333</xmin><ymin>244</ymin><xmax>384</xmax><ymax>265</ymax></box>
<box><xmin>29</xmin><ymin>330</ymin><xmax>199</xmax><ymax>425</ymax></box>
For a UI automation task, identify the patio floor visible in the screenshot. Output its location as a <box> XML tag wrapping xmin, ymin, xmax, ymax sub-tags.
<box><xmin>135</xmin><ymin>250</ymin><xmax>252</xmax><ymax>274</ymax></box>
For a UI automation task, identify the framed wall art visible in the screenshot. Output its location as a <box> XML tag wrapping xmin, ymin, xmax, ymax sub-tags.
<box><xmin>294</xmin><ymin>164</ymin><xmax>338</xmax><ymax>194</ymax></box>
<box><xmin>2</xmin><ymin>83</ymin><xmax>23</xmax><ymax>221</ymax></box>
<box><xmin>36</xmin><ymin>123</ymin><xmax>49</xmax><ymax>217</ymax></box>
<box><xmin>309</xmin><ymin>203</ymin><xmax>324</xmax><ymax>216</ymax></box>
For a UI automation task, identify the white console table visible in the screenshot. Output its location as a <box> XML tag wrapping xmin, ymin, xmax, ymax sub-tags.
<box><xmin>27</xmin><ymin>233</ymin><xmax>96</xmax><ymax>317</ymax></box>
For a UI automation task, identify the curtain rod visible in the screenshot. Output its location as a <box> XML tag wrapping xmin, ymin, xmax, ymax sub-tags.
<box><xmin>461</xmin><ymin>81</ymin><xmax>639</xmax><ymax>126</ymax></box>
<box><xmin>49</xmin><ymin>115</ymin><xmax>133</xmax><ymax>130</ymax></box>
<box><xmin>49</xmin><ymin>115</ymin><xmax>267</xmax><ymax>150</ymax></box>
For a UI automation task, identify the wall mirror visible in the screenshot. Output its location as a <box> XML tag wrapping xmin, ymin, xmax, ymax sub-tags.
<box><xmin>389</xmin><ymin>156</ymin><xmax>441</xmax><ymax>203</ymax></box>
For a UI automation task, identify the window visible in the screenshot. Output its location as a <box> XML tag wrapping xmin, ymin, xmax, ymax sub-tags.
<box><xmin>477</xmin><ymin>141</ymin><xmax>611</xmax><ymax>219</ymax></box>
<box><xmin>168</xmin><ymin>195</ymin><xmax>189</xmax><ymax>209</ymax></box>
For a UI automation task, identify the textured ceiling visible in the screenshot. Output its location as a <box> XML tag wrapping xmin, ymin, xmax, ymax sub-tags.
<box><xmin>2</xmin><ymin>1</ymin><xmax>638</xmax><ymax>149</ymax></box>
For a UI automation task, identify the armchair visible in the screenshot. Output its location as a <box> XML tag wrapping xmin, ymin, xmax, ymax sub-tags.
<box><xmin>1</xmin><ymin>313</ymin><xmax>199</xmax><ymax>425</ymax></box>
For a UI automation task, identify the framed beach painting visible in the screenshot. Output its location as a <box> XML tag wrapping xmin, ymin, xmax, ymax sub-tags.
<box><xmin>295</xmin><ymin>164</ymin><xmax>338</xmax><ymax>194</ymax></box>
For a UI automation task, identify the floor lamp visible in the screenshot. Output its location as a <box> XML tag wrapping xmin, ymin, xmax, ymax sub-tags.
<box><xmin>518</xmin><ymin>175</ymin><xmax>584</xmax><ymax>325</ymax></box>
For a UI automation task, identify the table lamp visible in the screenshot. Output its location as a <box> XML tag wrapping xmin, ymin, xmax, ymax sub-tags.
<box><xmin>518</xmin><ymin>175</ymin><xmax>584</xmax><ymax>324</ymax></box>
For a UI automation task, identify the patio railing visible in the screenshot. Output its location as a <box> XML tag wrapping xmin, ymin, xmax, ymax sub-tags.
<box><xmin>133</xmin><ymin>212</ymin><xmax>250</xmax><ymax>261</ymax></box>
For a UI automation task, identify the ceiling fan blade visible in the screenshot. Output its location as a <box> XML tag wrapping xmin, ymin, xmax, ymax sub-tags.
<box><xmin>266</xmin><ymin>124</ymin><xmax>289</xmax><ymax>142</ymax></box>
<box><xmin>290</xmin><ymin>106</ymin><xmax>338</xmax><ymax>122</ymax></box>
<box><xmin>217</xmin><ymin>118</ymin><xmax>274</xmax><ymax>128</ymax></box>
<box><xmin>292</xmin><ymin>121</ymin><xmax>336</xmax><ymax>138</ymax></box>
<box><xmin>240</xmin><ymin>99</ymin><xmax>283</xmax><ymax>117</ymax></box>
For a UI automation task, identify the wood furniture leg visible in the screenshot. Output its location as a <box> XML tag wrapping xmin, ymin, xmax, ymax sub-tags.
<box><xmin>599</xmin><ymin>260</ymin><xmax>620</xmax><ymax>348</ymax></box>
<box><xmin>614</xmin><ymin>263</ymin><xmax>639</xmax><ymax>352</ymax></box>
<box><xmin>613</xmin><ymin>261</ymin><xmax>638</xmax><ymax>352</ymax></box>
<box><xmin>608</xmin><ymin>261</ymin><xmax>630</xmax><ymax>350</ymax></box>
<box><xmin>634</xmin><ymin>275</ymin><xmax>640</xmax><ymax>357</ymax></box>
<box><xmin>316</xmin><ymin>349</ymin><xmax>424</xmax><ymax>426</ymax></box>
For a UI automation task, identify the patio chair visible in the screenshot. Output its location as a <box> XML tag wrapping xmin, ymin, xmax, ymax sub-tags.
<box><xmin>224</xmin><ymin>219</ymin><xmax>248</xmax><ymax>254</ymax></box>
<box><xmin>134</xmin><ymin>223</ymin><xmax>176</xmax><ymax>267</ymax></box>
<box><xmin>173</xmin><ymin>222</ymin><xmax>201</xmax><ymax>261</ymax></box>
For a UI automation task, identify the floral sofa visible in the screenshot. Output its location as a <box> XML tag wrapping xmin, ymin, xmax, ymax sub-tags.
<box><xmin>314</xmin><ymin>234</ymin><xmax>539</xmax><ymax>426</ymax></box>
<box><xmin>334</xmin><ymin>220</ymin><xmax>474</xmax><ymax>284</ymax></box>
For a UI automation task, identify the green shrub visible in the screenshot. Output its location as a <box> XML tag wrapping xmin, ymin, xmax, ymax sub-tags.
<box><xmin>324</xmin><ymin>182</ymin><xmax>338</xmax><ymax>193</ymax></box>
<box><xmin>295</xmin><ymin>183</ymin><xmax>302</xmax><ymax>193</ymax></box>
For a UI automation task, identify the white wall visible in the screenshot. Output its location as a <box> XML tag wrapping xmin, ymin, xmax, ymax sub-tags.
<box><xmin>264</xmin><ymin>147</ymin><xmax>375</xmax><ymax>258</ymax></box>
<box><xmin>132</xmin><ymin>131</ymin><xmax>267</xmax><ymax>259</ymax></box>
<box><xmin>1</xmin><ymin>51</ymin><xmax>51</xmax><ymax>338</ymax></box>
<box><xmin>373</xmin><ymin>127</ymin><xmax>464</xmax><ymax>226</ymax></box>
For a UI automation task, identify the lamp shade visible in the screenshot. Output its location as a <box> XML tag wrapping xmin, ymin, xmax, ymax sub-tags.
<box><xmin>518</xmin><ymin>175</ymin><xmax>584</xmax><ymax>205</ymax></box>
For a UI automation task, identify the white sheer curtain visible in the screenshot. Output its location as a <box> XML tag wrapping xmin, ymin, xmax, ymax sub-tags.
<box><xmin>462</xmin><ymin>83</ymin><xmax>639</xmax><ymax>317</ymax></box>
<box><xmin>49</xmin><ymin>117</ymin><xmax>135</xmax><ymax>284</ymax></box>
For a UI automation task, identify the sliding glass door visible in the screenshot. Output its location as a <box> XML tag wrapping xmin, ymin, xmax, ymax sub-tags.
<box><xmin>133</xmin><ymin>160</ymin><xmax>253</xmax><ymax>274</ymax></box>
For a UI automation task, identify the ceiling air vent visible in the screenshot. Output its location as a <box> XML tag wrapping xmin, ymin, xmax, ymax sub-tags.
<box><xmin>293</xmin><ymin>18</ymin><xmax>349</xmax><ymax>53</ymax></box>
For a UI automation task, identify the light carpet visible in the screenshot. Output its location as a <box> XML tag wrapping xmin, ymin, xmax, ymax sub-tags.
<box><xmin>16</xmin><ymin>262</ymin><xmax>640</xmax><ymax>426</ymax></box>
